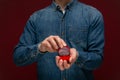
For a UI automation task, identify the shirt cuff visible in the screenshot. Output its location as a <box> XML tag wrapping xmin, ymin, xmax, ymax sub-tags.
<box><xmin>37</xmin><ymin>43</ymin><xmax>48</xmax><ymax>54</ymax></box>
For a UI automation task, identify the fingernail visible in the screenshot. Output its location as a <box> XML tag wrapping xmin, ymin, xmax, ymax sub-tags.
<box><xmin>69</xmin><ymin>57</ymin><xmax>72</xmax><ymax>63</ymax></box>
<box><xmin>60</xmin><ymin>60</ymin><xmax>63</xmax><ymax>64</ymax></box>
<box><xmin>63</xmin><ymin>43</ymin><xmax>67</xmax><ymax>46</ymax></box>
<box><xmin>60</xmin><ymin>59</ymin><xmax>63</xmax><ymax>62</ymax></box>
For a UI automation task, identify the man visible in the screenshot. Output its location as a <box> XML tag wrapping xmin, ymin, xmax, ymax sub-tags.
<box><xmin>14</xmin><ymin>0</ymin><xmax>104</xmax><ymax>80</ymax></box>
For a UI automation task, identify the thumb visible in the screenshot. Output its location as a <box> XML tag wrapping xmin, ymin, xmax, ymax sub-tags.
<box><xmin>69</xmin><ymin>48</ymin><xmax>76</xmax><ymax>63</ymax></box>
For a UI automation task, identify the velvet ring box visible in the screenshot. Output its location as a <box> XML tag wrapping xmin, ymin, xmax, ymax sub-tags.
<box><xmin>58</xmin><ymin>46</ymin><xmax>70</xmax><ymax>61</ymax></box>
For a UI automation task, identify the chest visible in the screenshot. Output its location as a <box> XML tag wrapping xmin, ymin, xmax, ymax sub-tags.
<box><xmin>35</xmin><ymin>11</ymin><xmax>89</xmax><ymax>49</ymax></box>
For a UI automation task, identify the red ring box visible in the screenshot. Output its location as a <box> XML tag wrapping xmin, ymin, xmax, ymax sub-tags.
<box><xmin>58</xmin><ymin>46</ymin><xmax>70</xmax><ymax>61</ymax></box>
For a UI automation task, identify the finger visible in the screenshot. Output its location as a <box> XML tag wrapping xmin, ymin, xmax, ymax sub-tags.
<box><xmin>58</xmin><ymin>59</ymin><xmax>64</xmax><ymax>71</ymax></box>
<box><xmin>45</xmin><ymin>41</ymin><xmax>55</xmax><ymax>52</ymax></box>
<box><xmin>47</xmin><ymin>37</ymin><xmax>59</xmax><ymax>50</ymax></box>
<box><xmin>63</xmin><ymin>60</ymin><xmax>71</xmax><ymax>69</ymax></box>
<box><xmin>61</xmin><ymin>39</ymin><xmax>67</xmax><ymax>47</ymax></box>
<box><xmin>69</xmin><ymin>57</ymin><xmax>73</xmax><ymax>64</ymax></box>
<box><xmin>54</xmin><ymin>36</ymin><xmax>66</xmax><ymax>48</ymax></box>
<box><xmin>56</xmin><ymin>56</ymin><xmax>64</xmax><ymax>70</ymax></box>
<box><xmin>69</xmin><ymin>48</ymin><xmax>77</xmax><ymax>63</ymax></box>
<box><xmin>55</xmin><ymin>56</ymin><xmax>60</xmax><ymax>67</ymax></box>
<box><xmin>39</xmin><ymin>42</ymin><xmax>47</xmax><ymax>52</ymax></box>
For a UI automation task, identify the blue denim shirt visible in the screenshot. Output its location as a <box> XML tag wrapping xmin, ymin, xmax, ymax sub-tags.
<box><xmin>14</xmin><ymin>0</ymin><xmax>104</xmax><ymax>80</ymax></box>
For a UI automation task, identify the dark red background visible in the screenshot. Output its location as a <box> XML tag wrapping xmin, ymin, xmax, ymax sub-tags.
<box><xmin>0</xmin><ymin>0</ymin><xmax>120</xmax><ymax>80</ymax></box>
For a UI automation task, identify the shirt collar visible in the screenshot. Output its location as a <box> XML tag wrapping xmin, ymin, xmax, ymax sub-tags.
<box><xmin>51</xmin><ymin>0</ymin><xmax>77</xmax><ymax>11</ymax></box>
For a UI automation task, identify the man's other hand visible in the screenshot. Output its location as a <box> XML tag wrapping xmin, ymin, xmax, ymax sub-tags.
<box><xmin>56</xmin><ymin>48</ymin><xmax>79</xmax><ymax>71</ymax></box>
<box><xmin>38</xmin><ymin>35</ymin><xmax>67</xmax><ymax>53</ymax></box>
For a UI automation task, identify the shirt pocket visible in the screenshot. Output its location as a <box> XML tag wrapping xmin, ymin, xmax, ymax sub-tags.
<box><xmin>68</xmin><ymin>25</ymin><xmax>88</xmax><ymax>49</ymax></box>
<box><xmin>37</xmin><ymin>31</ymin><xmax>58</xmax><ymax>43</ymax></box>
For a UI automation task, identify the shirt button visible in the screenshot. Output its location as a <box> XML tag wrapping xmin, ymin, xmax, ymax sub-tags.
<box><xmin>62</xmin><ymin>32</ymin><xmax>64</xmax><ymax>35</ymax></box>
<box><xmin>63</xmin><ymin>78</ymin><xmax>66</xmax><ymax>80</ymax></box>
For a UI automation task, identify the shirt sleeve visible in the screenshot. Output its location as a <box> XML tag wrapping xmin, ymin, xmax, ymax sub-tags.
<box><xmin>13</xmin><ymin>16</ymin><xmax>45</xmax><ymax>66</ymax></box>
<box><xmin>76</xmin><ymin>11</ymin><xmax>105</xmax><ymax>70</ymax></box>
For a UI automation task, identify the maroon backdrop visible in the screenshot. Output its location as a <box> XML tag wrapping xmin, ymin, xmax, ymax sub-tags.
<box><xmin>0</xmin><ymin>0</ymin><xmax>120</xmax><ymax>80</ymax></box>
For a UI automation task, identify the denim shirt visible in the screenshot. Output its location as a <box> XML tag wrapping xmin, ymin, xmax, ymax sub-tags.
<box><xmin>13</xmin><ymin>0</ymin><xmax>104</xmax><ymax>80</ymax></box>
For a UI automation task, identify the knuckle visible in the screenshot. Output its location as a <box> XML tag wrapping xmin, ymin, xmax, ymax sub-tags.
<box><xmin>71</xmin><ymin>48</ymin><xmax>74</xmax><ymax>50</ymax></box>
<box><xmin>61</xmin><ymin>68</ymin><xmax>64</xmax><ymax>71</ymax></box>
<box><xmin>55</xmin><ymin>36</ymin><xmax>59</xmax><ymax>38</ymax></box>
<box><xmin>46</xmin><ymin>43</ymin><xmax>50</xmax><ymax>47</ymax></box>
<box><xmin>61</xmin><ymin>39</ymin><xmax>64</xmax><ymax>42</ymax></box>
<box><xmin>49</xmin><ymin>35</ymin><xmax>54</xmax><ymax>38</ymax></box>
<box><xmin>41</xmin><ymin>41</ymin><xmax>46</xmax><ymax>46</ymax></box>
<box><xmin>56</xmin><ymin>36</ymin><xmax>61</xmax><ymax>40</ymax></box>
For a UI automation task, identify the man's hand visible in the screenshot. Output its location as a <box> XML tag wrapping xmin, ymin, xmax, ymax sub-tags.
<box><xmin>38</xmin><ymin>35</ymin><xmax>67</xmax><ymax>53</ymax></box>
<box><xmin>56</xmin><ymin>48</ymin><xmax>79</xmax><ymax>71</ymax></box>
